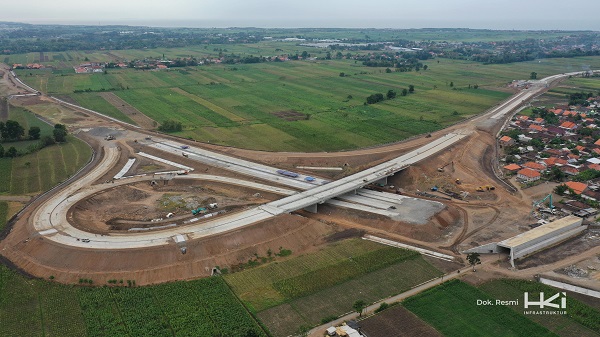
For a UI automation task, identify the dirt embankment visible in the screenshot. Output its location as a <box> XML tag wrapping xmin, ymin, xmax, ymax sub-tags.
<box><xmin>0</xmin><ymin>213</ymin><xmax>339</xmax><ymax>285</ymax></box>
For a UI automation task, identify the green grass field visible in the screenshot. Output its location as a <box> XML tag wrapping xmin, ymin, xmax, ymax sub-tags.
<box><xmin>404</xmin><ymin>279</ymin><xmax>557</xmax><ymax>337</ymax></box>
<box><xmin>0</xmin><ymin>135</ymin><xmax>91</xmax><ymax>195</ymax></box>
<box><xmin>224</xmin><ymin>238</ymin><xmax>442</xmax><ymax>336</ymax></box>
<box><xmin>0</xmin><ymin>265</ymin><xmax>266</xmax><ymax>337</ymax></box>
<box><xmin>13</xmin><ymin>56</ymin><xmax>600</xmax><ymax>151</ymax></box>
<box><xmin>67</xmin><ymin>93</ymin><xmax>137</xmax><ymax>125</ymax></box>
<box><xmin>0</xmin><ymin>202</ymin><xmax>8</xmax><ymax>231</ymax></box>
<box><xmin>2</xmin><ymin>105</ymin><xmax>55</xmax><ymax>153</ymax></box>
<box><xmin>479</xmin><ymin>279</ymin><xmax>600</xmax><ymax>336</ymax></box>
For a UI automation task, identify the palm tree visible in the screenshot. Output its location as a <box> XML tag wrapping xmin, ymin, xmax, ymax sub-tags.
<box><xmin>353</xmin><ymin>300</ymin><xmax>366</xmax><ymax>317</ymax></box>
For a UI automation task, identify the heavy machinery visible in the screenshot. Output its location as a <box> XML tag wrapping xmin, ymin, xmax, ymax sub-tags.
<box><xmin>437</xmin><ymin>161</ymin><xmax>454</xmax><ymax>172</ymax></box>
<box><xmin>455</xmin><ymin>179</ymin><xmax>462</xmax><ymax>185</ymax></box>
<box><xmin>476</xmin><ymin>185</ymin><xmax>496</xmax><ymax>192</ymax></box>
<box><xmin>531</xmin><ymin>194</ymin><xmax>554</xmax><ymax>217</ymax></box>
<box><xmin>191</xmin><ymin>207</ymin><xmax>207</xmax><ymax>215</ymax></box>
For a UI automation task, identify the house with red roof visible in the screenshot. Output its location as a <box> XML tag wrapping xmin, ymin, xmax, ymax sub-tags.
<box><xmin>503</xmin><ymin>164</ymin><xmax>521</xmax><ymax>172</ymax></box>
<box><xmin>559</xmin><ymin>121</ymin><xmax>577</xmax><ymax>130</ymax></box>
<box><xmin>517</xmin><ymin>168</ymin><xmax>541</xmax><ymax>182</ymax></box>
<box><xmin>544</xmin><ymin>157</ymin><xmax>568</xmax><ymax>167</ymax></box>
<box><xmin>533</xmin><ymin>117</ymin><xmax>544</xmax><ymax>124</ymax></box>
<box><xmin>523</xmin><ymin>162</ymin><xmax>546</xmax><ymax>171</ymax></box>
<box><xmin>564</xmin><ymin>181</ymin><xmax>588</xmax><ymax>195</ymax></box>
<box><xmin>499</xmin><ymin>136</ymin><xmax>515</xmax><ymax>146</ymax></box>
<box><xmin>529</xmin><ymin>124</ymin><xmax>544</xmax><ymax>132</ymax></box>
<box><xmin>561</xmin><ymin>166</ymin><xmax>581</xmax><ymax>176</ymax></box>
<box><xmin>587</xmin><ymin>163</ymin><xmax>600</xmax><ymax>171</ymax></box>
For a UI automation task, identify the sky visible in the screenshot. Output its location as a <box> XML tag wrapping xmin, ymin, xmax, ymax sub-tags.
<box><xmin>2</xmin><ymin>0</ymin><xmax>599</xmax><ymax>30</ymax></box>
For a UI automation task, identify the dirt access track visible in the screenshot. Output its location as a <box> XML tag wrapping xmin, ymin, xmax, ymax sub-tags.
<box><xmin>1</xmin><ymin>65</ymin><xmax>596</xmax><ymax>285</ymax></box>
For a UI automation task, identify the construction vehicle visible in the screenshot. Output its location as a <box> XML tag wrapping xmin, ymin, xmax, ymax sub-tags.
<box><xmin>531</xmin><ymin>194</ymin><xmax>554</xmax><ymax>217</ymax></box>
<box><xmin>431</xmin><ymin>186</ymin><xmax>439</xmax><ymax>191</ymax></box>
<box><xmin>104</xmin><ymin>135</ymin><xmax>115</xmax><ymax>140</ymax></box>
<box><xmin>208</xmin><ymin>203</ymin><xmax>218</xmax><ymax>209</ymax></box>
<box><xmin>177</xmin><ymin>170</ymin><xmax>189</xmax><ymax>175</ymax></box>
<box><xmin>455</xmin><ymin>179</ymin><xmax>462</xmax><ymax>185</ymax></box>
<box><xmin>476</xmin><ymin>185</ymin><xmax>496</xmax><ymax>192</ymax></box>
<box><xmin>437</xmin><ymin>161</ymin><xmax>453</xmax><ymax>172</ymax></box>
<box><xmin>191</xmin><ymin>207</ymin><xmax>207</xmax><ymax>215</ymax></box>
<box><xmin>182</xmin><ymin>152</ymin><xmax>188</xmax><ymax>157</ymax></box>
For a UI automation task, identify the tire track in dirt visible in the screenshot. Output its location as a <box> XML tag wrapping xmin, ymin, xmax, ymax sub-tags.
<box><xmin>442</xmin><ymin>203</ymin><xmax>501</xmax><ymax>254</ymax></box>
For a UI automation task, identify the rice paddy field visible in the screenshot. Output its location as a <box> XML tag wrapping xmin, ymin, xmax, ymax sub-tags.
<box><xmin>224</xmin><ymin>238</ymin><xmax>443</xmax><ymax>336</ymax></box>
<box><xmin>404</xmin><ymin>280</ymin><xmax>556</xmax><ymax>337</ymax></box>
<box><xmin>401</xmin><ymin>279</ymin><xmax>600</xmax><ymax>337</ymax></box>
<box><xmin>12</xmin><ymin>55</ymin><xmax>600</xmax><ymax>151</ymax></box>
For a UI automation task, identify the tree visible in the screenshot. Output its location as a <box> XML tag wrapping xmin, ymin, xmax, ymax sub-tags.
<box><xmin>408</xmin><ymin>85</ymin><xmax>415</xmax><ymax>93</ymax></box>
<box><xmin>301</xmin><ymin>51</ymin><xmax>308</xmax><ymax>58</ymax></box>
<box><xmin>28</xmin><ymin>126</ymin><xmax>41</xmax><ymax>140</ymax></box>
<box><xmin>423</xmin><ymin>65</ymin><xmax>428</xmax><ymax>70</ymax></box>
<box><xmin>4</xmin><ymin>120</ymin><xmax>24</xmax><ymax>140</ymax></box>
<box><xmin>449</xmin><ymin>81</ymin><xmax>454</xmax><ymax>87</ymax></box>
<box><xmin>386</xmin><ymin>90</ymin><xmax>396</xmax><ymax>99</ymax></box>
<box><xmin>339</xmin><ymin>72</ymin><xmax>345</xmax><ymax>77</ymax></box>
<box><xmin>554</xmin><ymin>184</ymin><xmax>568</xmax><ymax>195</ymax></box>
<box><xmin>157</xmin><ymin>119</ymin><xmax>183</xmax><ymax>132</ymax></box>
<box><xmin>6</xmin><ymin>146</ymin><xmax>17</xmax><ymax>158</ymax></box>
<box><xmin>41</xmin><ymin>135</ymin><xmax>55</xmax><ymax>147</ymax></box>
<box><xmin>385</xmin><ymin>67</ymin><xmax>392</xmax><ymax>73</ymax></box>
<box><xmin>466</xmin><ymin>253</ymin><xmax>481</xmax><ymax>271</ymax></box>
<box><xmin>548</xmin><ymin>166</ymin><xmax>565</xmax><ymax>181</ymax></box>
<box><xmin>353</xmin><ymin>300</ymin><xmax>366</xmax><ymax>317</ymax></box>
<box><xmin>530</xmin><ymin>72</ymin><xmax>537</xmax><ymax>80</ymax></box>
<box><xmin>0</xmin><ymin>143</ymin><xmax>3</xmax><ymax>158</ymax></box>
<box><xmin>325</xmin><ymin>52</ymin><xmax>331</xmax><ymax>60</ymax></box>
<box><xmin>53</xmin><ymin>125</ymin><xmax>67</xmax><ymax>143</ymax></box>
<box><xmin>401</xmin><ymin>88</ymin><xmax>408</xmax><ymax>96</ymax></box>
<box><xmin>366</xmin><ymin>93</ymin><xmax>384</xmax><ymax>104</ymax></box>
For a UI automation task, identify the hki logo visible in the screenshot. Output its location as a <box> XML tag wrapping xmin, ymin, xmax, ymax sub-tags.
<box><xmin>524</xmin><ymin>292</ymin><xmax>567</xmax><ymax>309</ymax></box>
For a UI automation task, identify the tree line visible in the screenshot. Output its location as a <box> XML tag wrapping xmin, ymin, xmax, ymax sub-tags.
<box><xmin>0</xmin><ymin>121</ymin><xmax>68</xmax><ymax>158</ymax></box>
<box><xmin>366</xmin><ymin>85</ymin><xmax>414</xmax><ymax>105</ymax></box>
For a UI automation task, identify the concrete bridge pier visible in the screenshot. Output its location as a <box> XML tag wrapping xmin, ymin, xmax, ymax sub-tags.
<box><xmin>303</xmin><ymin>204</ymin><xmax>318</xmax><ymax>213</ymax></box>
<box><xmin>375</xmin><ymin>176</ymin><xmax>388</xmax><ymax>186</ymax></box>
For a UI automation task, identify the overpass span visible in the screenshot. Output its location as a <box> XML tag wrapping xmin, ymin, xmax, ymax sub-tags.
<box><xmin>33</xmin><ymin>132</ymin><xmax>468</xmax><ymax>249</ymax></box>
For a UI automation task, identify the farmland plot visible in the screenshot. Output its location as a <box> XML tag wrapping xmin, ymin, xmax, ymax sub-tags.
<box><xmin>404</xmin><ymin>280</ymin><xmax>556</xmax><ymax>337</ymax></box>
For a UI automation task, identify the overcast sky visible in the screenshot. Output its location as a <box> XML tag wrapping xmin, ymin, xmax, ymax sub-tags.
<box><xmin>2</xmin><ymin>0</ymin><xmax>599</xmax><ymax>30</ymax></box>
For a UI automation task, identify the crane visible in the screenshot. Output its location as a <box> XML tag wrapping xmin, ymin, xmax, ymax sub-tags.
<box><xmin>531</xmin><ymin>194</ymin><xmax>554</xmax><ymax>217</ymax></box>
